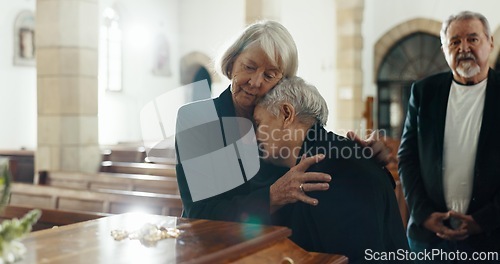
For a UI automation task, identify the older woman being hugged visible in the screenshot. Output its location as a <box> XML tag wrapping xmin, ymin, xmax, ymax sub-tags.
<box><xmin>175</xmin><ymin>20</ymin><xmax>389</xmax><ymax>224</ymax></box>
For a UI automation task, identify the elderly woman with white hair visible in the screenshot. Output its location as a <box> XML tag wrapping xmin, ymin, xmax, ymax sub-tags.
<box><xmin>253</xmin><ymin>76</ymin><xmax>410</xmax><ymax>263</ymax></box>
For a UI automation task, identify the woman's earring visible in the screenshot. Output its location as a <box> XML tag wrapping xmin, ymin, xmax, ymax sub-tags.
<box><xmin>230</xmin><ymin>75</ymin><xmax>238</xmax><ymax>94</ymax></box>
<box><xmin>230</xmin><ymin>78</ymin><xmax>236</xmax><ymax>93</ymax></box>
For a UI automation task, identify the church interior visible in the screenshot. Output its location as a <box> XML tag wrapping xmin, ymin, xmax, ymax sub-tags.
<box><xmin>0</xmin><ymin>0</ymin><xmax>499</xmax><ymax>262</ymax></box>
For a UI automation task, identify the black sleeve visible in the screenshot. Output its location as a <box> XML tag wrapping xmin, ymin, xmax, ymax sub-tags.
<box><xmin>398</xmin><ymin>83</ymin><xmax>436</xmax><ymax>226</ymax></box>
<box><xmin>175</xmin><ymin>155</ymin><xmax>272</xmax><ymax>223</ymax></box>
<box><xmin>174</xmin><ymin>99</ymin><xmax>273</xmax><ymax>224</ymax></box>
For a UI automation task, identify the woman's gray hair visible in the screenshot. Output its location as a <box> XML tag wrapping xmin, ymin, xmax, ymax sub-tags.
<box><xmin>257</xmin><ymin>77</ymin><xmax>328</xmax><ymax>126</ymax></box>
<box><xmin>440</xmin><ymin>11</ymin><xmax>491</xmax><ymax>45</ymax></box>
<box><xmin>216</xmin><ymin>20</ymin><xmax>298</xmax><ymax>79</ymax></box>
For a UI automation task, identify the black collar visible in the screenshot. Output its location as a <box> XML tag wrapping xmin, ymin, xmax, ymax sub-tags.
<box><xmin>295</xmin><ymin>123</ymin><xmax>330</xmax><ymax>164</ymax></box>
<box><xmin>214</xmin><ymin>86</ymin><xmax>237</xmax><ymax>118</ymax></box>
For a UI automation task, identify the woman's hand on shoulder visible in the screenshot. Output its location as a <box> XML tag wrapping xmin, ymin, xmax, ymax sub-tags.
<box><xmin>270</xmin><ymin>154</ymin><xmax>331</xmax><ymax>213</ymax></box>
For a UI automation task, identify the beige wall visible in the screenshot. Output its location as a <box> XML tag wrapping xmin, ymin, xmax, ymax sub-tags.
<box><xmin>3</xmin><ymin>0</ymin><xmax>500</xmax><ymax>152</ymax></box>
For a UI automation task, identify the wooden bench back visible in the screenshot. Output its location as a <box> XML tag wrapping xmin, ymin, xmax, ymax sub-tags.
<box><xmin>100</xmin><ymin>161</ymin><xmax>176</xmax><ymax>177</ymax></box>
<box><xmin>0</xmin><ymin>205</ymin><xmax>110</xmax><ymax>231</ymax></box>
<box><xmin>44</xmin><ymin>171</ymin><xmax>180</xmax><ymax>195</ymax></box>
<box><xmin>101</xmin><ymin>148</ymin><xmax>147</xmax><ymax>163</ymax></box>
<box><xmin>9</xmin><ymin>183</ymin><xmax>183</xmax><ymax>217</ymax></box>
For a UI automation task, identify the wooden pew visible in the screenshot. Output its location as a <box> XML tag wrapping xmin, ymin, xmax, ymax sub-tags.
<box><xmin>100</xmin><ymin>161</ymin><xmax>176</xmax><ymax>177</ymax></box>
<box><xmin>9</xmin><ymin>183</ymin><xmax>183</xmax><ymax>217</ymax></box>
<box><xmin>43</xmin><ymin>171</ymin><xmax>180</xmax><ymax>195</ymax></box>
<box><xmin>0</xmin><ymin>205</ymin><xmax>110</xmax><ymax>231</ymax></box>
<box><xmin>0</xmin><ymin>149</ymin><xmax>35</xmax><ymax>183</ymax></box>
<box><xmin>101</xmin><ymin>147</ymin><xmax>147</xmax><ymax>163</ymax></box>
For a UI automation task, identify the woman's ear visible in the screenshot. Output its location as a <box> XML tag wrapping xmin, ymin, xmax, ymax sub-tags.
<box><xmin>280</xmin><ymin>103</ymin><xmax>296</xmax><ymax>128</ymax></box>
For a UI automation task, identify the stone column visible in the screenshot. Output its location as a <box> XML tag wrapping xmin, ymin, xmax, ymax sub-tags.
<box><xmin>35</xmin><ymin>0</ymin><xmax>100</xmax><ymax>176</ymax></box>
<box><xmin>245</xmin><ymin>0</ymin><xmax>263</xmax><ymax>24</ymax></box>
<box><xmin>245</xmin><ymin>0</ymin><xmax>281</xmax><ymax>24</ymax></box>
<box><xmin>335</xmin><ymin>0</ymin><xmax>364</xmax><ymax>133</ymax></box>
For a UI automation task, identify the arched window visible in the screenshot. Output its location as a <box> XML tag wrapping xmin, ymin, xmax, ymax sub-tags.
<box><xmin>377</xmin><ymin>33</ymin><xmax>449</xmax><ymax>138</ymax></box>
<box><xmin>180</xmin><ymin>52</ymin><xmax>215</xmax><ymax>102</ymax></box>
<box><xmin>191</xmin><ymin>66</ymin><xmax>212</xmax><ymax>102</ymax></box>
<box><xmin>99</xmin><ymin>7</ymin><xmax>122</xmax><ymax>92</ymax></box>
<box><xmin>13</xmin><ymin>10</ymin><xmax>36</xmax><ymax>66</ymax></box>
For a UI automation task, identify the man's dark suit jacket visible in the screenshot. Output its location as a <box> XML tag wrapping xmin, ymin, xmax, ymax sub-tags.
<box><xmin>398</xmin><ymin>69</ymin><xmax>500</xmax><ymax>250</ymax></box>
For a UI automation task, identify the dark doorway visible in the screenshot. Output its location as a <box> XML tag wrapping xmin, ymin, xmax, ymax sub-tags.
<box><xmin>377</xmin><ymin>32</ymin><xmax>449</xmax><ymax>138</ymax></box>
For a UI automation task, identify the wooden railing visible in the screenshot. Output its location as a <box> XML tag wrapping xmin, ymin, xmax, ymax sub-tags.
<box><xmin>382</xmin><ymin>137</ymin><xmax>409</xmax><ymax>229</ymax></box>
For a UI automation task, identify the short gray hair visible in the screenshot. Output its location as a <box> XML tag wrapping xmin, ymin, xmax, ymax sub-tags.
<box><xmin>257</xmin><ymin>77</ymin><xmax>328</xmax><ymax>126</ymax></box>
<box><xmin>216</xmin><ymin>20</ymin><xmax>298</xmax><ymax>79</ymax></box>
<box><xmin>440</xmin><ymin>11</ymin><xmax>491</xmax><ymax>45</ymax></box>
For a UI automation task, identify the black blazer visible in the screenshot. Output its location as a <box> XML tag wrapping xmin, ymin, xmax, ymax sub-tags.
<box><xmin>398</xmin><ymin>69</ymin><xmax>500</xmax><ymax>250</ymax></box>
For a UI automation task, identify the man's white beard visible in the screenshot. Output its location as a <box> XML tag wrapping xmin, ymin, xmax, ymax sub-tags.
<box><xmin>456</xmin><ymin>61</ymin><xmax>481</xmax><ymax>78</ymax></box>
